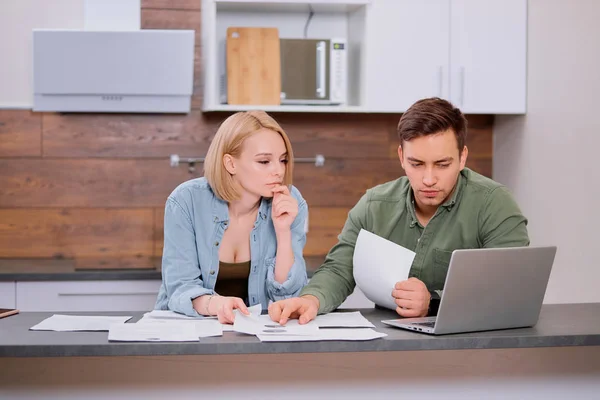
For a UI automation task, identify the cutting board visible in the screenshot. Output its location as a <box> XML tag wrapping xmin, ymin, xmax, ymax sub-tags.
<box><xmin>226</xmin><ymin>27</ymin><xmax>281</xmax><ymax>105</ymax></box>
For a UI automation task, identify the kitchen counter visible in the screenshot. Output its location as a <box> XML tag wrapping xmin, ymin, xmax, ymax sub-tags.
<box><xmin>1</xmin><ymin>303</ymin><xmax>600</xmax><ymax>358</ymax></box>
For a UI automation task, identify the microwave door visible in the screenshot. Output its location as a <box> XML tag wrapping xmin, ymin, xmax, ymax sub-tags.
<box><xmin>280</xmin><ymin>39</ymin><xmax>330</xmax><ymax>104</ymax></box>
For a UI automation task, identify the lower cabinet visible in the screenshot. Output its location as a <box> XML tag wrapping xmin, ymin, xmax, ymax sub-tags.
<box><xmin>0</xmin><ymin>282</ymin><xmax>16</xmax><ymax>309</ymax></box>
<box><xmin>15</xmin><ymin>280</ymin><xmax>162</xmax><ymax>312</ymax></box>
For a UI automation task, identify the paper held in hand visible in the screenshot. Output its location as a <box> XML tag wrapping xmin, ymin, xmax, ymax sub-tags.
<box><xmin>352</xmin><ymin>229</ymin><xmax>416</xmax><ymax>310</ymax></box>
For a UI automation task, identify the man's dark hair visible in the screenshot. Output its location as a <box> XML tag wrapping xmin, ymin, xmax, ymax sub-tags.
<box><xmin>397</xmin><ymin>97</ymin><xmax>468</xmax><ymax>153</ymax></box>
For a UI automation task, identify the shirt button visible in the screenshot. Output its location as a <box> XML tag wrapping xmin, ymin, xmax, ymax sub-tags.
<box><xmin>214</xmin><ymin>217</ymin><xmax>218</xmax><ymax>222</ymax></box>
<box><xmin>214</xmin><ymin>241</ymin><xmax>219</xmax><ymax>246</ymax></box>
<box><xmin>210</xmin><ymin>270</ymin><xmax>215</xmax><ymax>275</ymax></box>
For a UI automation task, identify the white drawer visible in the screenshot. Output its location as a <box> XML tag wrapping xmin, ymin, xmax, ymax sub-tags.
<box><xmin>0</xmin><ymin>282</ymin><xmax>16</xmax><ymax>309</ymax></box>
<box><xmin>16</xmin><ymin>280</ymin><xmax>161</xmax><ymax>312</ymax></box>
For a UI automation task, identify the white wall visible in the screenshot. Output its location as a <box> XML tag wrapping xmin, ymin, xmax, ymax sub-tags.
<box><xmin>494</xmin><ymin>0</ymin><xmax>600</xmax><ymax>304</ymax></box>
<box><xmin>0</xmin><ymin>0</ymin><xmax>84</xmax><ymax>108</ymax></box>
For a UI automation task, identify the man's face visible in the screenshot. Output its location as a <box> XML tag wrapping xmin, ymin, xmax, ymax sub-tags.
<box><xmin>398</xmin><ymin>129</ymin><xmax>468</xmax><ymax>212</ymax></box>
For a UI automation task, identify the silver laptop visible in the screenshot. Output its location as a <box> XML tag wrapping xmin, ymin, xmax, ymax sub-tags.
<box><xmin>381</xmin><ymin>246</ymin><xmax>557</xmax><ymax>335</ymax></box>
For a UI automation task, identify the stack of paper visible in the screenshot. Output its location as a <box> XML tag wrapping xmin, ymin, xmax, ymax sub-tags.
<box><xmin>353</xmin><ymin>229</ymin><xmax>416</xmax><ymax>310</ymax></box>
<box><xmin>233</xmin><ymin>312</ymin><xmax>386</xmax><ymax>342</ymax></box>
<box><xmin>30</xmin><ymin>314</ymin><xmax>132</xmax><ymax>331</ymax></box>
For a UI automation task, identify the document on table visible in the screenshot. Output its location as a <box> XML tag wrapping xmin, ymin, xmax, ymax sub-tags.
<box><xmin>108</xmin><ymin>321</ymin><xmax>199</xmax><ymax>342</ymax></box>
<box><xmin>135</xmin><ymin>319</ymin><xmax>223</xmax><ymax>338</ymax></box>
<box><xmin>353</xmin><ymin>229</ymin><xmax>416</xmax><ymax>310</ymax></box>
<box><xmin>233</xmin><ymin>314</ymin><xmax>319</xmax><ymax>336</ymax></box>
<box><xmin>140</xmin><ymin>304</ymin><xmax>263</xmax><ymax>332</ymax></box>
<box><xmin>313</xmin><ymin>311</ymin><xmax>375</xmax><ymax>328</ymax></box>
<box><xmin>257</xmin><ymin>328</ymin><xmax>387</xmax><ymax>342</ymax></box>
<box><xmin>30</xmin><ymin>314</ymin><xmax>132</xmax><ymax>331</ymax></box>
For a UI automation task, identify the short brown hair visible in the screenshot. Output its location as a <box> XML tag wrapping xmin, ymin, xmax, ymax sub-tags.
<box><xmin>397</xmin><ymin>97</ymin><xmax>467</xmax><ymax>153</ymax></box>
<box><xmin>204</xmin><ymin>111</ymin><xmax>294</xmax><ymax>202</ymax></box>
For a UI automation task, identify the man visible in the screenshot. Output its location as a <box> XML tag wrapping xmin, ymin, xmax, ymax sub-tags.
<box><xmin>269</xmin><ymin>97</ymin><xmax>529</xmax><ymax>325</ymax></box>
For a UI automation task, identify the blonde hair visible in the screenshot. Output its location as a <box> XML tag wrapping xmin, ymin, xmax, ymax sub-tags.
<box><xmin>204</xmin><ymin>111</ymin><xmax>294</xmax><ymax>202</ymax></box>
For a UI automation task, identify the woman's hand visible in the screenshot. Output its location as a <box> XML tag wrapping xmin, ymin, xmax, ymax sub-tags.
<box><xmin>211</xmin><ymin>296</ymin><xmax>250</xmax><ymax>324</ymax></box>
<box><xmin>271</xmin><ymin>185</ymin><xmax>298</xmax><ymax>234</ymax></box>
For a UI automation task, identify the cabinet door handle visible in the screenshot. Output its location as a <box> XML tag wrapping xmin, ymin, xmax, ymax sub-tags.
<box><xmin>459</xmin><ymin>66</ymin><xmax>465</xmax><ymax>106</ymax></box>
<box><xmin>437</xmin><ymin>65</ymin><xmax>443</xmax><ymax>97</ymax></box>
<box><xmin>316</xmin><ymin>41</ymin><xmax>326</xmax><ymax>98</ymax></box>
<box><xmin>58</xmin><ymin>292</ymin><xmax>158</xmax><ymax>296</ymax></box>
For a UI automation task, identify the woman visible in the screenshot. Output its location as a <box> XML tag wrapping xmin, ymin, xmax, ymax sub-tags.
<box><xmin>155</xmin><ymin>111</ymin><xmax>308</xmax><ymax>323</ymax></box>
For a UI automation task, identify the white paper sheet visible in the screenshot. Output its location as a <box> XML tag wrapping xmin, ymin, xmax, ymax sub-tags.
<box><xmin>140</xmin><ymin>303</ymin><xmax>263</xmax><ymax>332</ymax></box>
<box><xmin>108</xmin><ymin>322</ymin><xmax>199</xmax><ymax>342</ymax></box>
<box><xmin>313</xmin><ymin>311</ymin><xmax>375</xmax><ymax>328</ymax></box>
<box><xmin>136</xmin><ymin>318</ymin><xmax>223</xmax><ymax>338</ymax></box>
<box><xmin>353</xmin><ymin>229</ymin><xmax>416</xmax><ymax>310</ymax></box>
<box><xmin>233</xmin><ymin>314</ymin><xmax>319</xmax><ymax>336</ymax></box>
<box><xmin>257</xmin><ymin>328</ymin><xmax>387</xmax><ymax>342</ymax></box>
<box><xmin>29</xmin><ymin>314</ymin><xmax>132</xmax><ymax>332</ymax></box>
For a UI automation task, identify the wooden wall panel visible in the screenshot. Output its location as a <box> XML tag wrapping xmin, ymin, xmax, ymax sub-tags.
<box><xmin>0</xmin><ymin>209</ymin><xmax>153</xmax><ymax>264</ymax></box>
<box><xmin>0</xmin><ymin>110</ymin><xmax>42</xmax><ymax>157</ymax></box>
<box><xmin>0</xmin><ymin>158</ymin><xmax>403</xmax><ymax>208</ymax></box>
<box><xmin>141</xmin><ymin>8</ymin><xmax>200</xmax><ymax>46</ymax></box>
<box><xmin>141</xmin><ymin>0</ymin><xmax>200</xmax><ymax>10</ymax></box>
<box><xmin>42</xmin><ymin>111</ymin><xmax>218</xmax><ymax>158</ymax></box>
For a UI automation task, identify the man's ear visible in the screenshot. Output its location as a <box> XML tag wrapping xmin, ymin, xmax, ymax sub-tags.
<box><xmin>459</xmin><ymin>146</ymin><xmax>468</xmax><ymax>170</ymax></box>
<box><xmin>223</xmin><ymin>154</ymin><xmax>236</xmax><ymax>175</ymax></box>
<box><xmin>398</xmin><ymin>145</ymin><xmax>405</xmax><ymax>170</ymax></box>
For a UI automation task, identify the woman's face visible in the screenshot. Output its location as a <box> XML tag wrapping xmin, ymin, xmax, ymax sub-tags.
<box><xmin>226</xmin><ymin>128</ymin><xmax>289</xmax><ymax>198</ymax></box>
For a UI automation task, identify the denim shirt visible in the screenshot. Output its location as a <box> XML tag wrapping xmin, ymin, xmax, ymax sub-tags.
<box><xmin>155</xmin><ymin>177</ymin><xmax>308</xmax><ymax>317</ymax></box>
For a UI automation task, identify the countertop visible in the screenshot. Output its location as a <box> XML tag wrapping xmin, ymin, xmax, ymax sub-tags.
<box><xmin>1</xmin><ymin>304</ymin><xmax>599</xmax><ymax>358</ymax></box>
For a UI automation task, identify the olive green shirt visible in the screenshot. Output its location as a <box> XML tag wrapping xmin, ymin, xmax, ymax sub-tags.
<box><xmin>301</xmin><ymin>168</ymin><xmax>530</xmax><ymax>314</ymax></box>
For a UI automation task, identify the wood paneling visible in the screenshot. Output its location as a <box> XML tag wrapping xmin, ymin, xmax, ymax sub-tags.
<box><xmin>42</xmin><ymin>111</ymin><xmax>399</xmax><ymax>159</ymax></box>
<box><xmin>0</xmin><ymin>158</ymin><xmax>407</xmax><ymax>208</ymax></box>
<box><xmin>0</xmin><ymin>209</ymin><xmax>153</xmax><ymax>260</ymax></box>
<box><xmin>42</xmin><ymin>111</ymin><xmax>218</xmax><ymax>158</ymax></box>
<box><xmin>0</xmin><ymin>110</ymin><xmax>42</xmax><ymax>157</ymax></box>
<box><xmin>141</xmin><ymin>8</ymin><xmax>200</xmax><ymax>46</ymax></box>
<box><xmin>304</xmin><ymin>207</ymin><xmax>348</xmax><ymax>256</ymax></box>
<box><xmin>142</xmin><ymin>0</ymin><xmax>200</xmax><ymax>10</ymax></box>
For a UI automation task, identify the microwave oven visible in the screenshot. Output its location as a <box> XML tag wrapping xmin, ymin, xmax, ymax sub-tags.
<box><xmin>279</xmin><ymin>38</ymin><xmax>347</xmax><ymax>105</ymax></box>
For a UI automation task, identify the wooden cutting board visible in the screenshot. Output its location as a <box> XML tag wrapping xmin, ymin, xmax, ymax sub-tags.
<box><xmin>226</xmin><ymin>27</ymin><xmax>281</xmax><ymax>105</ymax></box>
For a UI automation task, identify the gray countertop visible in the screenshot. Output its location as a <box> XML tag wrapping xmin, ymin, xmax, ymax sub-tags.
<box><xmin>1</xmin><ymin>304</ymin><xmax>599</xmax><ymax>358</ymax></box>
<box><xmin>0</xmin><ymin>256</ymin><xmax>325</xmax><ymax>281</ymax></box>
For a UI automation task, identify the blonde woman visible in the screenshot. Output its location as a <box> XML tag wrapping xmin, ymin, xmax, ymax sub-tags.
<box><xmin>155</xmin><ymin>111</ymin><xmax>308</xmax><ymax>323</ymax></box>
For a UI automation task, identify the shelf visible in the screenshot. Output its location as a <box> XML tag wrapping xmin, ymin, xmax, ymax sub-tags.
<box><xmin>215</xmin><ymin>0</ymin><xmax>370</xmax><ymax>13</ymax></box>
<box><xmin>202</xmin><ymin>104</ymin><xmax>391</xmax><ymax>113</ymax></box>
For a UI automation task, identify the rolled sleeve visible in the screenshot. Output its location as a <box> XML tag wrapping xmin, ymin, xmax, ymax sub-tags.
<box><xmin>266</xmin><ymin>196</ymin><xmax>308</xmax><ymax>300</ymax></box>
<box><xmin>162</xmin><ymin>198</ymin><xmax>213</xmax><ymax>317</ymax></box>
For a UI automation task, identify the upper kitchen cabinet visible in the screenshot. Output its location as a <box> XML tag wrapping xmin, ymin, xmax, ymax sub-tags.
<box><xmin>201</xmin><ymin>0</ymin><xmax>527</xmax><ymax>114</ymax></box>
<box><xmin>360</xmin><ymin>0</ymin><xmax>451</xmax><ymax>112</ymax></box>
<box><xmin>449</xmin><ymin>0</ymin><xmax>527</xmax><ymax>114</ymax></box>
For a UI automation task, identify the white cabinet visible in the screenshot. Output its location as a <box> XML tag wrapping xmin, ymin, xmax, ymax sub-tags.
<box><xmin>0</xmin><ymin>282</ymin><xmax>16</xmax><ymax>308</ymax></box>
<box><xmin>16</xmin><ymin>280</ymin><xmax>161</xmax><ymax>312</ymax></box>
<box><xmin>450</xmin><ymin>0</ymin><xmax>526</xmax><ymax>113</ymax></box>
<box><xmin>362</xmin><ymin>0</ymin><xmax>526</xmax><ymax>114</ymax></box>
<box><xmin>362</xmin><ymin>0</ymin><xmax>450</xmax><ymax>112</ymax></box>
<box><xmin>202</xmin><ymin>0</ymin><xmax>526</xmax><ymax>114</ymax></box>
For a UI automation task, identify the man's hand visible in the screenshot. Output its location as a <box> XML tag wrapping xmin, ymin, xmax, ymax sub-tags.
<box><xmin>268</xmin><ymin>295</ymin><xmax>319</xmax><ymax>325</ymax></box>
<box><xmin>391</xmin><ymin>277</ymin><xmax>430</xmax><ymax>318</ymax></box>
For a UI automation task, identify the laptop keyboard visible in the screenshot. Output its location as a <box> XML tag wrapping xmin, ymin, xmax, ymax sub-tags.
<box><xmin>411</xmin><ymin>321</ymin><xmax>436</xmax><ymax>328</ymax></box>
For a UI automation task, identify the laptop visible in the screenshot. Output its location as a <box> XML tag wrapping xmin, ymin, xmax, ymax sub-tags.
<box><xmin>381</xmin><ymin>246</ymin><xmax>557</xmax><ymax>335</ymax></box>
